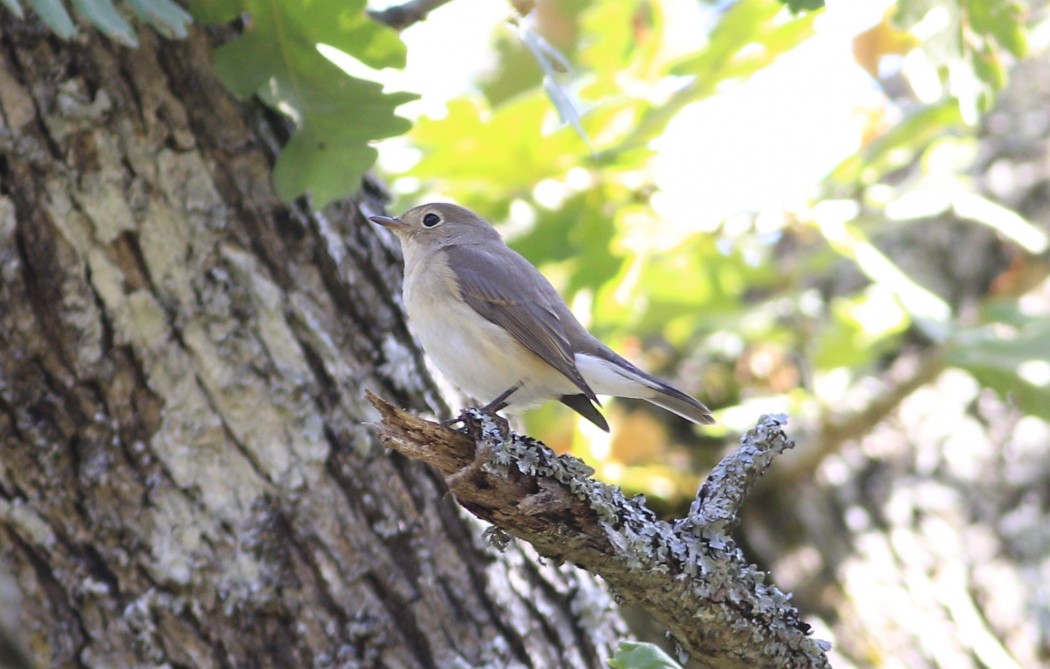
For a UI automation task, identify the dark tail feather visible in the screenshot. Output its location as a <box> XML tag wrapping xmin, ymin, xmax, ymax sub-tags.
<box><xmin>559</xmin><ymin>394</ymin><xmax>610</xmax><ymax>432</ymax></box>
<box><xmin>645</xmin><ymin>382</ymin><xmax>716</xmax><ymax>425</ymax></box>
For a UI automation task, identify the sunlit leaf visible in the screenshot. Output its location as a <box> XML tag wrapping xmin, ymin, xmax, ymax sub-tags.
<box><xmin>814</xmin><ymin>289</ymin><xmax>908</xmax><ymax>369</ymax></box>
<box><xmin>577</xmin><ymin>0</ymin><xmax>645</xmax><ymax>78</ymax></box>
<box><xmin>670</xmin><ymin>0</ymin><xmax>785</xmax><ymax>79</ymax></box>
<box><xmin>814</xmin><ymin>216</ymin><xmax>951</xmax><ymax>339</ymax></box>
<box><xmin>952</xmin><ymin>191</ymin><xmax>1048</xmax><ymax>254</ymax></box>
<box><xmin>511</xmin><ymin>191</ymin><xmax>621</xmax><ymax>298</ymax></box>
<box><xmin>410</xmin><ymin>94</ymin><xmax>587</xmax><ymax>192</ymax></box>
<box><xmin>966</xmin><ymin>0</ymin><xmax>1027</xmax><ymax>58</ymax></box>
<box><xmin>211</xmin><ymin>0</ymin><xmax>414</xmax><ymax>205</ymax></box>
<box><xmin>616</xmin><ymin>0</ymin><xmax>817</xmax><ymax>154</ymax></box>
<box><xmin>830</xmin><ymin>102</ymin><xmax>963</xmax><ymax>186</ymax></box>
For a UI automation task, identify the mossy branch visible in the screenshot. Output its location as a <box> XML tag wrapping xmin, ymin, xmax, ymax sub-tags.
<box><xmin>367</xmin><ymin>391</ymin><xmax>831</xmax><ymax>669</ymax></box>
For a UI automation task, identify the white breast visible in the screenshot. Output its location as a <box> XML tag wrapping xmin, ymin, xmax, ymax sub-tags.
<box><xmin>401</xmin><ymin>247</ymin><xmax>578</xmax><ymax>408</ymax></box>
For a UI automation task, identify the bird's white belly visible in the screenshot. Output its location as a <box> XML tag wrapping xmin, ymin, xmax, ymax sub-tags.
<box><xmin>403</xmin><ymin>260</ymin><xmax>576</xmax><ymax>409</ymax></box>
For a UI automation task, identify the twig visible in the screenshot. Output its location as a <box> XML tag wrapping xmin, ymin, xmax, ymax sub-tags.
<box><xmin>367</xmin><ymin>0</ymin><xmax>455</xmax><ymax>31</ymax></box>
<box><xmin>367</xmin><ymin>391</ymin><xmax>830</xmax><ymax>669</ymax></box>
<box><xmin>684</xmin><ymin>414</ymin><xmax>794</xmax><ymax>532</ymax></box>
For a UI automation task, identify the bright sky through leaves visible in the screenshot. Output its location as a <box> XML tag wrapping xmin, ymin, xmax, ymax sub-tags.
<box><xmin>367</xmin><ymin>0</ymin><xmax>892</xmax><ymax>228</ymax></box>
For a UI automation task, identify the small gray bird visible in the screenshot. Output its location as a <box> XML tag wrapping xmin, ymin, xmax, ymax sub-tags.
<box><xmin>370</xmin><ymin>203</ymin><xmax>714</xmax><ymax>432</ymax></box>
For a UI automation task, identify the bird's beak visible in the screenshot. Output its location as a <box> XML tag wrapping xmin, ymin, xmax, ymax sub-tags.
<box><xmin>369</xmin><ymin>215</ymin><xmax>402</xmax><ymax>230</ymax></box>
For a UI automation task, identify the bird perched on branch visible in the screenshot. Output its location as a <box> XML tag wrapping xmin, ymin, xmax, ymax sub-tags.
<box><xmin>371</xmin><ymin>203</ymin><xmax>714</xmax><ymax>432</ymax></box>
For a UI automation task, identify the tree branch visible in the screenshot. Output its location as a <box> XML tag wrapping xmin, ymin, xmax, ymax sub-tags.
<box><xmin>367</xmin><ymin>392</ymin><xmax>830</xmax><ymax>668</ymax></box>
<box><xmin>367</xmin><ymin>0</ymin><xmax>455</xmax><ymax>31</ymax></box>
<box><xmin>776</xmin><ymin>351</ymin><xmax>945</xmax><ymax>483</ymax></box>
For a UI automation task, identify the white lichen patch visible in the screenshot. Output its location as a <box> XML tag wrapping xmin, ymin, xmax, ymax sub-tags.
<box><xmin>136</xmin><ymin>201</ymin><xmax>195</xmax><ymax>304</ymax></box>
<box><xmin>379</xmin><ymin>334</ymin><xmax>425</xmax><ymax>393</ymax></box>
<box><xmin>144</xmin><ymin>343</ymin><xmax>268</xmax><ymax>521</ymax></box>
<box><xmin>0</xmin><ymin>498</ymin><xmax>57</xmax><ymax>548</ymax></box>
<box><xmin>145</xmin><ymin>487</ymin><xmax>212</xmax><ymax>587</ymax></box>
<box><xmin>76</xmin><ymin>176</ymin><xmax>138</xmax><ymax>244</ymax></box>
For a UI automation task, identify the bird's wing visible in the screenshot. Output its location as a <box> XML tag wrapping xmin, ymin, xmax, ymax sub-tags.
<box><xmin>444</xmin><ymin>244</ymin><xmax>598</xmax><ymax>402</ymax></box>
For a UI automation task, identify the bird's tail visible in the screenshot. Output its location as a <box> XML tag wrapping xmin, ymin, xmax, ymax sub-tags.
<box><xmin>644</xmin><ymin>381</ymin><xmax>715</xmax><ymax>425</ymax></box>
<box><xmin>577</xmin><ymin>349</ymin><xmax>715</xmax><ymax>426</ymax></box>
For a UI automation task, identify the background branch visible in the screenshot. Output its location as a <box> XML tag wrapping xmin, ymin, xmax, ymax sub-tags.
<box><xmin>367</xmin><ymin>392</ymin><xmax>830</xmax><ymax>668</ymax></box>
<box><xmin>776</xmin><ymin>352</ymin><xmax>945</xmax><ymax>483</ymax></box>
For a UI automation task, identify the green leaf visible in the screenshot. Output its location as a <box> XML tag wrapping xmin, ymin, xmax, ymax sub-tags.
<box><xmin>266</xmin><ymin>64</ymin><xmax>414</xmax><ymax>203</ymax></box>
<box><xmin>965</xmin><ymin>0</ymin><xmax>1027</xmax><ymax>58</ymax></box>
<box><xmin>781</xmin><ymin>0</ymin><xmax>823</xmax><ymax>11</ymax></box>
<box><xmin>189</xmin><ymin>0</ymin><xmax>242</xmax><ymax>24</ymax></box>
<box><xmin>410</xmin><ymin>94</ymin><xmax>587</xmax><ymax>192</ymax></box>
<box><xmin>212</xmin><ymin>0</ymin><xmax>414</xmax><ymax>205</ymax></box>
<box><xmin>127</xmin><ymin>0</ymin><xmax>192</xmax><ymax>39</ymax></box>
<box><xmin>947</xmin><ymin>319</ymin><xmax>1050</xmax><ymax>371</ymax></box>
<box><xmin>510</xmin><ymin>190</ymin><xmax>621</xmax><ymax>298</ymax></box>
<box><xmin>28</xmin><ymin>0</ymin><xmax>78</xmax><ymax>39</ymax></box>
<box><xmin>69</xmin><ymin>0</ymin><xmax>139</xmax><ymax>46</ymax></box>
<box><xmin>946</xmin><ymin>317</ymin><xmax>1050</xmax><ymax>421</ymax></box>
<box><xmin>963</xmin><ymin>366</ymin><xmax>1050</xmax><ymax>422</ymax></box>
<box><xmin>814</xmin><ymin>289</ymin><xmax>907</xmax><ymax>369</ymax></box>
<box><xmin>830</xmin><ymin>102</ymin><xmax>963</xmax><ymax>185</ymax></box>
<box><xmin>608</xmin><ymin>641</ymin><xmax>683</xmax><ymax>669</ymax></box>
<box><xmin>578</xmin><ymin>0</ymin><xmax>641</xmax><ymax>78</ymax></box>
<box><xmin>296</xmin><ymin>0</ymin><xmax>405</xmax><ymax>70</ymax></box>
<box><xmin>670</xmin><ymin>0</ymin><xmax>784</xmax><ymax>78</ymax></box>
<box><xmin>481</xmin><ymin>31</ymin><xmax>544</xmax><ymax>105</ymax></box>
<box><xmin>616</xmin><ymin>0</ymin><xmax>817</xmax><ymax>155</ymax></box>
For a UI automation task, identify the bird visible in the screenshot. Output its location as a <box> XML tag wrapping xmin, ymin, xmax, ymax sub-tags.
<box><xmin>370</xmin><ymin>203</ymin><xmax>714</xmax><ymax>432</ymax></box>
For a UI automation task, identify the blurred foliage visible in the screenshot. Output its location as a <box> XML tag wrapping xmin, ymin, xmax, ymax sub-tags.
<box><xmin>379</xmin><ymin>0</ymin><xmax>1045</xmax><ymax>511</ymax></box>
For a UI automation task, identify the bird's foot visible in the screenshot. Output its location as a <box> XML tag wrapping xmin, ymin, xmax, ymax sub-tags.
<box><xmin>460</xmin><ymin>405</ymin><xmax>512</xmax><ymax>441</ymax></box>
<box><xmin>448</xmin><ymin>382</ymin><xmax>522</xmax><ymax>438</ymax></box>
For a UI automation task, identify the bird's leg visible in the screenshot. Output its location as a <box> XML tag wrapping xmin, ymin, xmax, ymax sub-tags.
<box><xmin>445</xmin><ymin>383</ymin><xmax>523</xmax><ymax>487</ymax></box>
<box><xmin>475</xmin><ymin>382</ymin><xmax>522</xmax><ymax>438</ymax></box>
<box><xmin>481</xmin><ymin>382</ymin><xmax>522</xmax><ymax>415</ymax></box>
<box><xmin>440</xmin><ymin>382</ymin><xmax>523</xmax><ymax>430</ymax></box>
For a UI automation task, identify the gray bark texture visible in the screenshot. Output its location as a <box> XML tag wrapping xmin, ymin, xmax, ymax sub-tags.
<box><xmin>0</xmin><ymin>20</ymin><xmax>625</xmax><ymax>669</ymax></box>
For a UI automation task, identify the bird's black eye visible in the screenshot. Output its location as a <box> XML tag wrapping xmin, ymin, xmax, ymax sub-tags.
<box><xmin>422</xmin><ymin>212</ymin><xmax>442</xmax><ymax>228</ymax></box>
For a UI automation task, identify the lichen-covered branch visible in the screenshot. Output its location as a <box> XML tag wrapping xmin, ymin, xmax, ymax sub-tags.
<box><xmin>368</xmin><ymin>392</ymin><xmax>831</xmax><ymax>668</ymax></box>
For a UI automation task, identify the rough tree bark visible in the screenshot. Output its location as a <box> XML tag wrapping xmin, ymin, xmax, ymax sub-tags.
<box><xmin>0</xmin><ymin>20</ymin><xmax>625</xmax><ymax>669</ymax></box>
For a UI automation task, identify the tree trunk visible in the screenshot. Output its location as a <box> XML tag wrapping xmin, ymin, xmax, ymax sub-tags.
<box><xmin>0</xmin><ymin>20</ymin><xmax>623</xmax><ymax>669</ymax></box>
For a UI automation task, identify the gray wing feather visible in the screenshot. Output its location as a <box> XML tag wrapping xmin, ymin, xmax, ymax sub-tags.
<box><xmin>444</xmin><ymin>244</ymin><xmax>598</xmax><ymax>402</ymax></box>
